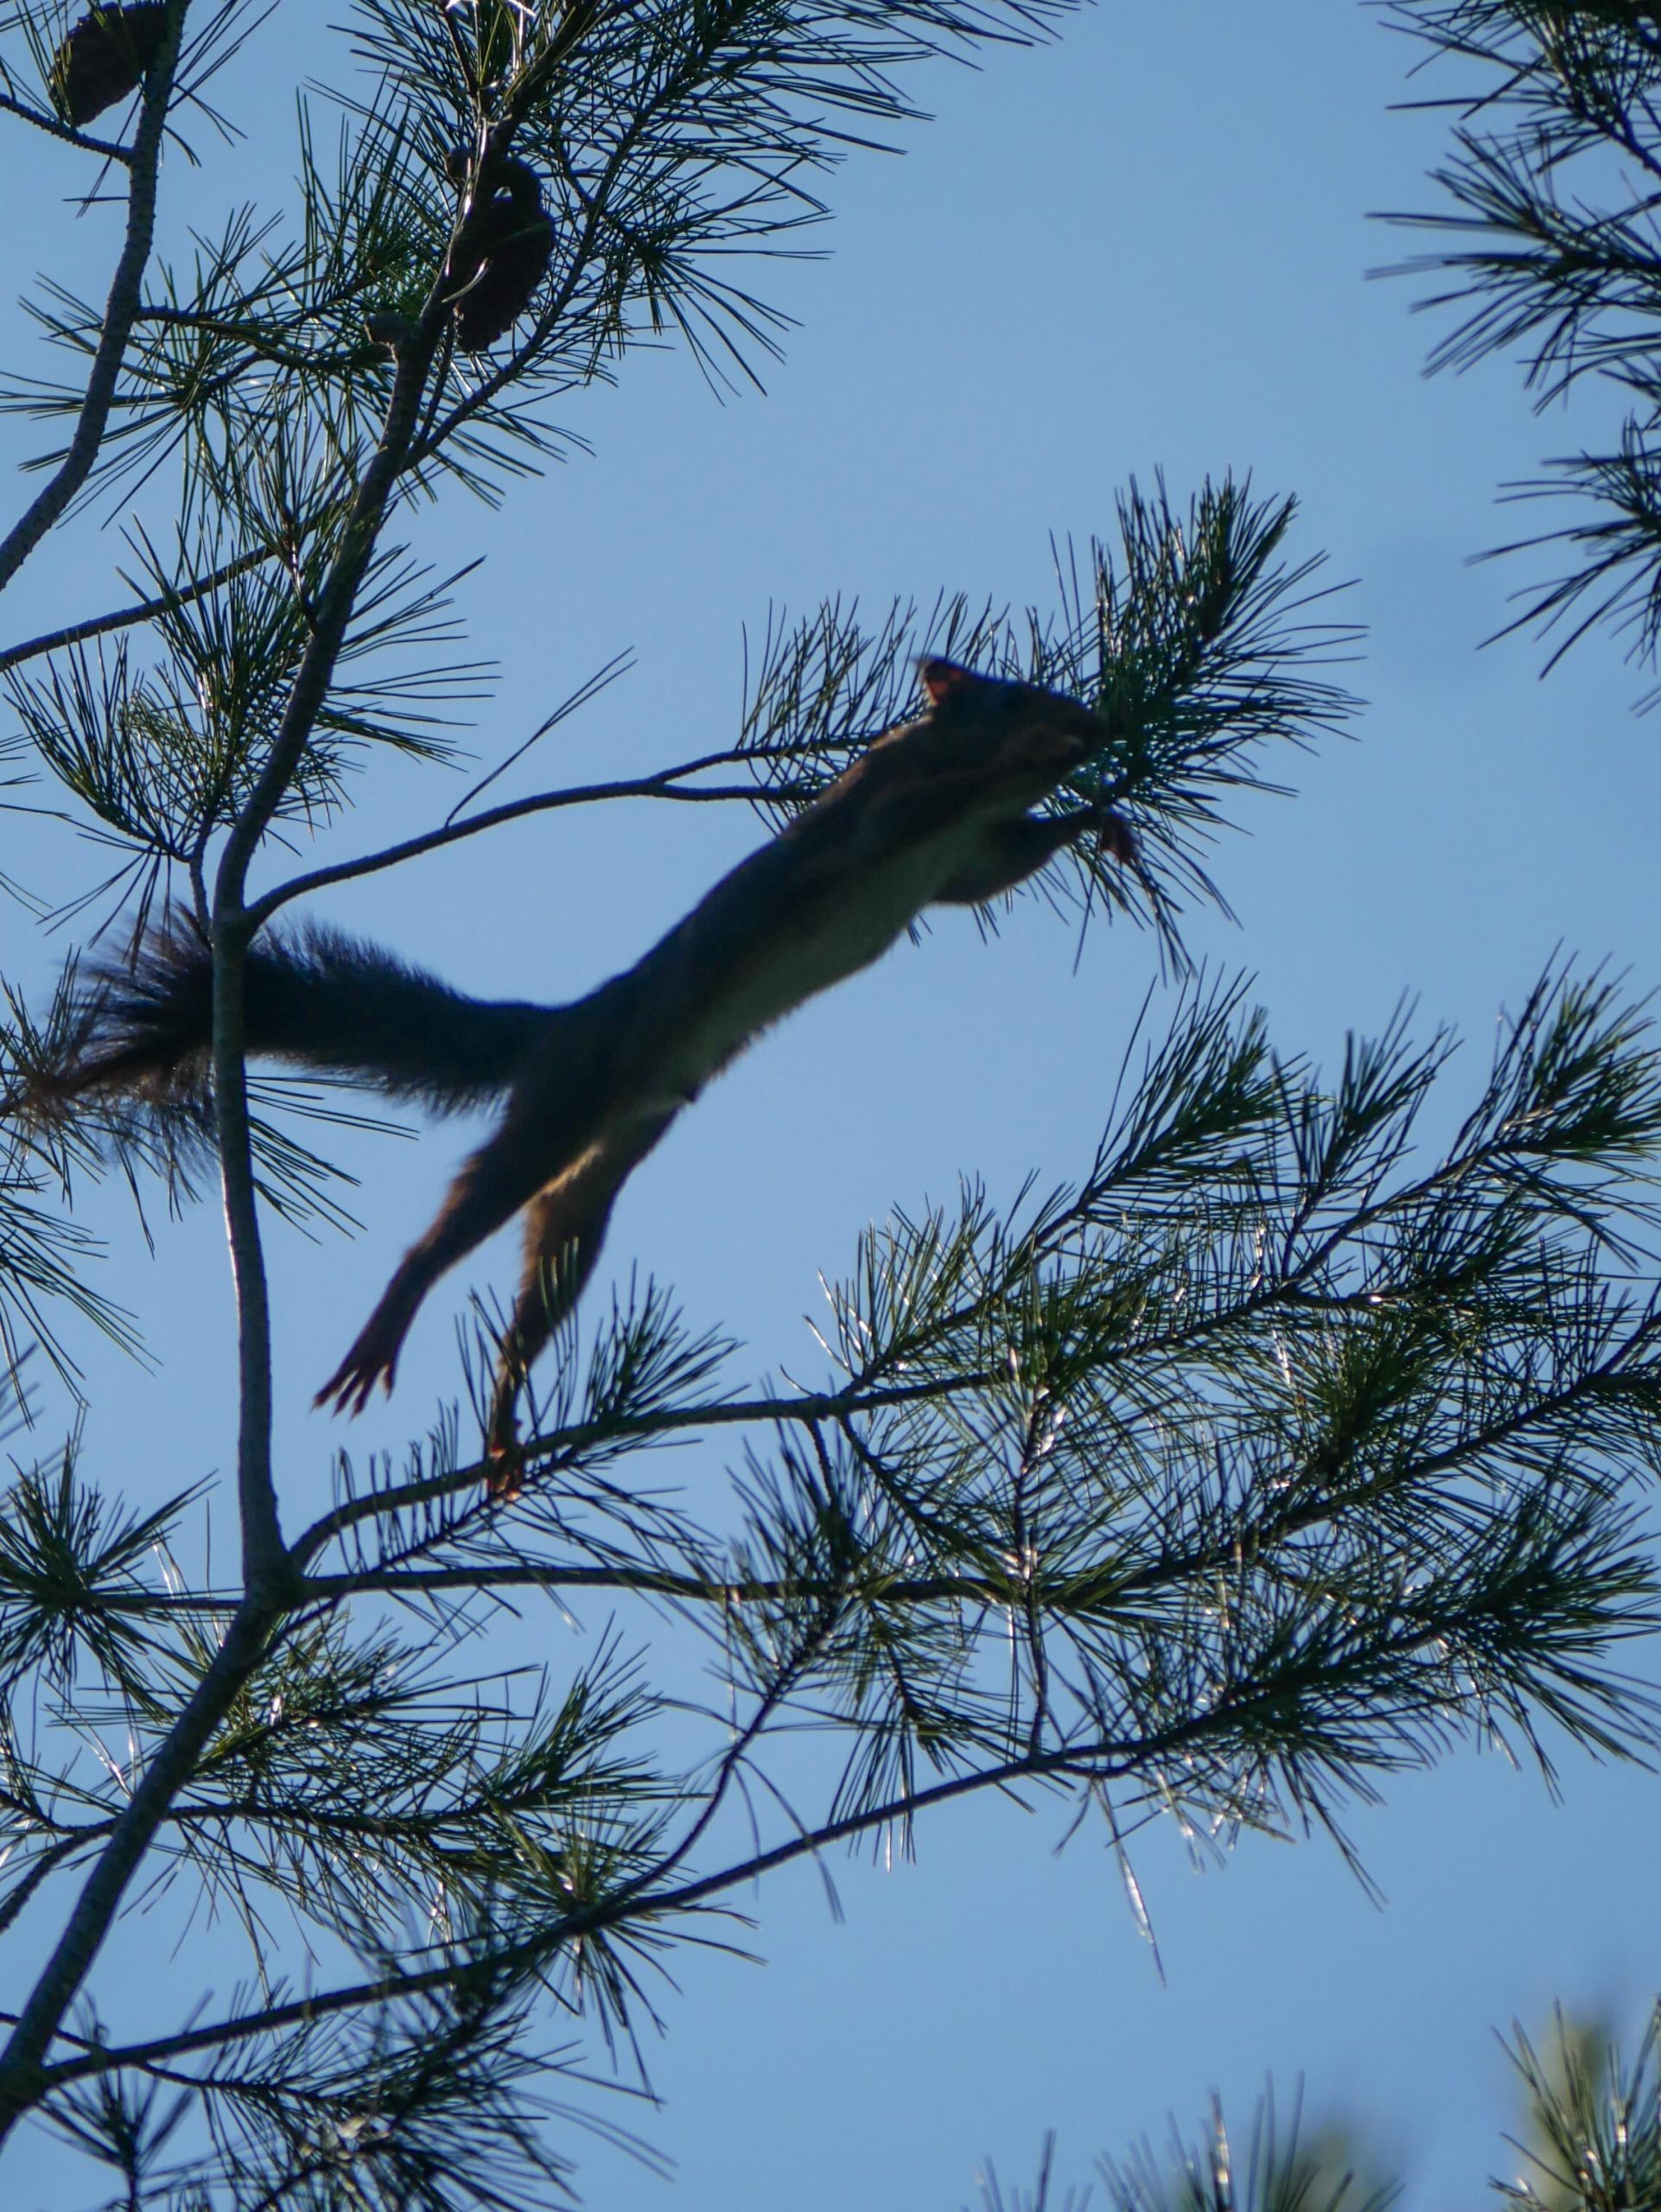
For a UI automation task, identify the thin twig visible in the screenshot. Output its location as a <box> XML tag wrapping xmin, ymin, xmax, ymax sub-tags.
<box><xmin>292</xmin><ymin>1375</ymin><xmax>995</xmax><ymax>1562</ymax></box>
<box><xmin>0</xmin><ymin>547</ymin><xmax>277</xmax><ymax>674</ymax></box>
<box><xmin>246</xmin><ymin>752</ymin><xmax>816</xmax><ymax>929</ymax></box>
<box><xmin>0</xmin><ymin>10</ymin><xmax>181</xmax><ymax>592</ymax></box>
<box><xmin>296</xmin><ymin>1560</ymin><xmax>1000</xmax><ymax>1604</ymax></box>
<box><xmin>0</xmin><ymin>91</ymin><xmax>132</xmax><ymax>164</ymax></box>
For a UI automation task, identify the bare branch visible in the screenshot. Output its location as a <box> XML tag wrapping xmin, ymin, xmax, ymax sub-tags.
<box><xmin>0</xmin><ymin>90</ymin><xmax>132</xmax><ymax>164</ymax></box>
<box><xmin>246</xmin><ymin>751</ymin><xmax>821</xmax><ymax>928</ymax></box>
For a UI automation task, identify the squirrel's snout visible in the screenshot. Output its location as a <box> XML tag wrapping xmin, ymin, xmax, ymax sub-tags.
<box><xmin>1008</xmin><ymin>709</ymin><xmax>1097</xmax><ymax>774</ymax></box>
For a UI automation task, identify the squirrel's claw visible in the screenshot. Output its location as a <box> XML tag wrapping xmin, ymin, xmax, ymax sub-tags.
<box><xmin>315</xmin><ymin>1321</ymin><xmax>403</xmax><ymax>1419</ymax></box>
<box><xmin>1095</xmin><ymin>805</ymin><xmax>1136</xmax><ymax>868</ymax></box>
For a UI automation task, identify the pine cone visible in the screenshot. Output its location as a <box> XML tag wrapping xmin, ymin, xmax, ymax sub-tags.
<box><xmin>49</xmin><ymin>2</ymin><xmax>169</xmax><ymax>128</ymax></box>
<box><xmin>448</xmin><ymin>160</ymin><xmax>554</xmax><ymax>351</ymax></box>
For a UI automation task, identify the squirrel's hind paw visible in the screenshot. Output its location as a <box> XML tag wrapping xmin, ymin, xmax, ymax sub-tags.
<box><xmin>484</xmin><ymin>1442</ymin><xmax>525</xmax><ymax>1501</ymax></box>
<box><xmin>482</xmin><ymin>1400</ymin><xmax>525</xmax><ymax>1499</ymax></box>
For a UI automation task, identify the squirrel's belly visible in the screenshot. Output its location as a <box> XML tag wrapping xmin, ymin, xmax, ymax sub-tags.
<box><xmin>654</xmin><ymin>842</ymin><xmax>962</xmax><ymax>1099</ymax></box>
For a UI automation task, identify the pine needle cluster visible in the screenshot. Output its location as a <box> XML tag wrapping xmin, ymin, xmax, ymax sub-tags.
<box><xmin>1385</xmin><ymin>0</ymin><xmax>1661</xmax><ymax>683</ymax></box>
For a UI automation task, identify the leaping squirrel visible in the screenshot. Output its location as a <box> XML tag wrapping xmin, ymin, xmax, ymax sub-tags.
<box><xmin>38</xmin><ymin>659</ymin><xmax>1133</xmax><ymax>1487</ymax></box>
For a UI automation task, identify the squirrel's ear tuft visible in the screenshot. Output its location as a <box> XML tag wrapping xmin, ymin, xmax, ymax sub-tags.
<box><xmin>919</xmin><ymin>658</ymin><xmax>977</xmax><ymax>705</ymax></box>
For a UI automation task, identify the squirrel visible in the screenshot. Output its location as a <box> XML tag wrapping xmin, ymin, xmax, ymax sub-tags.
<box><xmin>37</xmin><ymin>659</ymin><xmax>1133</xmax><ymax>1489</ymax></box>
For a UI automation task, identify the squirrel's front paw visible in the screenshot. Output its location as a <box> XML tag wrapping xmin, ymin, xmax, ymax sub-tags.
<box><xmin>315</xmin><ymin>1314</ymin><xmax>404</xmax><ymax>1419</ymax></box>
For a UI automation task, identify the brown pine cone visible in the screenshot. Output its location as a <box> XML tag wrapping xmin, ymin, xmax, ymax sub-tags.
<box><xmin>49</xmin><ymin>2</ymin><xmax>169</xmax><ymax>128</ymax></box>
<box><xmin>448</xmin><ymin>161</ymin><xmax>554</xmax><ymax>351</ymax></box>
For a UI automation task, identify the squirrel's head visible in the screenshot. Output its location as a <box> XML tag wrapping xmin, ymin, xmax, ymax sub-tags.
<box><xmin>917</xmin><ymin>657</ymin><xmax>1103</xmax><ymax>778</ymax></box>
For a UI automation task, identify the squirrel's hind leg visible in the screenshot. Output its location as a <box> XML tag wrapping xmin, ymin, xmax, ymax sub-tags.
<box><xmin>482</xmin><ymin>1193</ymin><xmax>607</xmax><ymax>1497</ymax></box>
<box><xmin>485</xmin><ymin>1110</ymin><xmax>679</xmax><ymax>1496</ymax></box>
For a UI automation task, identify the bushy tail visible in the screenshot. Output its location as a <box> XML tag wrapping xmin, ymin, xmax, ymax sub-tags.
<box><xmin>38</xmin><ymin>925</ymin><xmax>550</xmax><ymax>1113</ymax></box>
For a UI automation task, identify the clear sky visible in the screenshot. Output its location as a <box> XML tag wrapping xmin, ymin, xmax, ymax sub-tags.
<box><xmin>2</xmin><ymin>2</ymin><xmax>1659</xmax><ymax>2207</ymax></box>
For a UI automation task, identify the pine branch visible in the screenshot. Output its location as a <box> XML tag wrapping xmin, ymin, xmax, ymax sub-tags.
<box><xmin>0</xmin><ymin>546</ymin><xmax>278</xmax><ymax>677</ymax></box>
<box><xmin>0</xmin><ymin>1597</ymin><xmax>280</xmax><ymax>2138</ymax></box>
<box><xmin>0</xmin><ymin>0</ymin><xmax>185</xmax><ymax>593</ymax></box>
<box><xmin>1384</xmin><ymin>0</ymin><xmax>1661</xmax><ymax>678</ymax></box>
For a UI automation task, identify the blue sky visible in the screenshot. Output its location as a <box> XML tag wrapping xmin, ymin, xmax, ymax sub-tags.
<box><xmin>3</xmin><ymin>1</ymin><xmax>1659</xmax><ymax>2205</ymax></box>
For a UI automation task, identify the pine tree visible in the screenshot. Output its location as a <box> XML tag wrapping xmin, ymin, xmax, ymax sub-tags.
<box><xmin>0</xmin><ymin>1</ymin><xmax>1655</xmax><ymax>2202</ymax></box>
